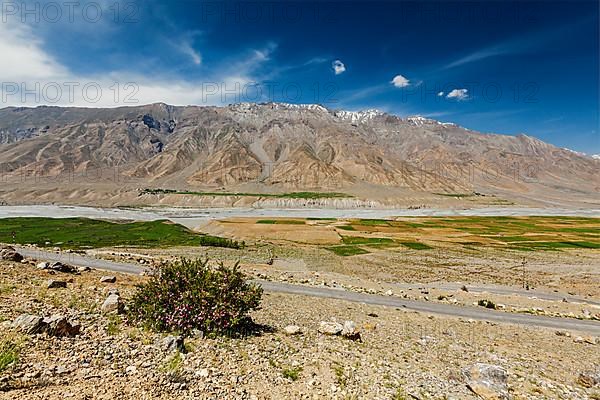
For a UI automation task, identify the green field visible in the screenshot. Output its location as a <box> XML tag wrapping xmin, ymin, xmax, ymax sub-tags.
<box><xmin>341</xmin><ymin>236</ymin><xmax>395</xmax><ymax>245</ymax></box>
<box><xmin>325</xmin><ymin>245</ymin><xmax>370</xmax><ymax>256</ymax></box>
<box><xmin>256</xmin><ymin>219</ymin><xmax>305</xmax><ymax>225</ymax></box>
<box><xmin>323</xmin><ymin>216</ymin><xmax>599</xmax><ymax>255</ymax></box>
<box><xmin>399</xmin><ymin>241</ymin><xmax>433</xmax><ymax>250</ymax></box>
<box><xmin>0</xmin><ymin>218</ymin><xmax>243</xmax><ymax>250</ymax></box>
<box><xmin>142</xmin><ymin>189</ymin><xmax>351</xmax><ymax>199</ymax></box>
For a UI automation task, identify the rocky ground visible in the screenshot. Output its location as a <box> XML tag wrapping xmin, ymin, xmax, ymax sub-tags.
<box><xmin>1</xmin><ymin>251</ymin><xmax>599</xmax><ymax>399</ymax></box>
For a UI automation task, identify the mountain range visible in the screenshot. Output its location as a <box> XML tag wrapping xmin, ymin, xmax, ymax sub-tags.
<box><xmin>0</xmin><ymin>102</ymin><xmax>598</xmax><ymax>208</ymax></box>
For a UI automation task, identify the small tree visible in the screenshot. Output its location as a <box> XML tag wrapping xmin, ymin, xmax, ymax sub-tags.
<box><xmin>128</xmin><ymin>258</ymin><xmax>262</xmax><ymax>336</ymax></box>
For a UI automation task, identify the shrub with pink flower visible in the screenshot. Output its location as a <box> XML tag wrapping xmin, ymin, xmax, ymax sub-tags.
<box><xmin>128</xmin><ymin>258</ymin><xmax>262</xmax><ymax>336</ymax></box>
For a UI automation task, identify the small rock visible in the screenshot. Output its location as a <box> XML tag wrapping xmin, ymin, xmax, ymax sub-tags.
<box><xmin>13</xmin><ymin>314</ymin><xmax>46</xmax><ymax>334</ymax></box>
<box><xmin>37</xmin><ymin>262</ymin><xmax>49</xmax><ymax>270</ymax></box>
<box><xmin>283</xmin><ymin>325</ymin><xmax>301</xmax><ymax>335</ymax></box>
<box><xmin>0</xmin><ymin>246</ymin><xmax>23</xmax><ymax>262</ymax></box>
<box><xmin>126</xmin><ymin>365</ymin><xmax>137</xmax><ymax>374</ymax></box>
<box><xmin>47</xmin><ymin>279</ymin><xmax>67</xmax><ymax>289</ymax></box>
<box><xmin>161</xmin><ymin>335</ymin><xmax>185</xmax><ymax>353</ymax></box>
<box><xmin>100</xmin><ymin>276</ymin><xmax>117</xmax><ymax>283</ymax></box>
<box><xmin>101</xmin><ymin>293</ymin><xmax>123</xmax><ymax>314</ymax></box>
<box><xmin>48</xmin><ymin>262</ymin><xmax>76</xmax><ymax>273</ymax></box>
<box><xmin>55</xmin><ymin>366</ymin><xmax>69</xmax><ymax>375</ymax></box>
<box><xmin>196</xmin><ymin>368</ymin><xmax>209</xmax><ymax>378</ymax></box>
<box><xmin>461</xmin><ymin>285</ymin><xmax>469</xmax><ymax>292</ymax></box>
<box><xmin>318</xmin><ymin>321</ymin><xmax>343</xmax><ymax>336</ymax></box>
<box><xmin>582</xmin><ymin>336</ymin><xmax>598</xmax><ymax>345</ymax></box>
<box><xmin>341</xmin><ymin>320</ymin><xmax>361</xmax><ymax>341</ymax></box>
<box><xmin>77</xmin><ymin>266</ymin><xmax>91</xmax><ymax>273</ymax></box>
<box><xmin>43</xmin><ymin>315</ymin><xmax>80</xmax><ymax>337</ymax></box>
<box><xmin>463</xmin><ymin>363</ymin><xmax>510</xmax><ymax>400</ymax></box>
<box><xmin>577</xmin><ymin>370</ymin><xmax>600</xmax><ymax>388</ymax></box>
<box><xmin>385</xmin><ymin>290</ymin><xmax>393</xmax><ymax>296</ymax></box>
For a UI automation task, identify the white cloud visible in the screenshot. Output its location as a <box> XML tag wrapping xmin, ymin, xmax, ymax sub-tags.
<box><xmin>0</xmin><ymin>18</ymin><xmax>270</xmax><ymax>107</ymax></box>
<box><xmin>0</xmin><ymin>20</ymin><xmax>69</xmax><ymax>82</ymax></box>
<box><xmin>178</xmin><ymin>41</ymin><xmax>202</xmax><ymax>65</ymax></box>
<box><xmin>437</xmin><ymin>91</ymin><xmax>444</xmax><ymax>97</ymax></box>
<box><xmin>446</xmin><ymin>89</ymin><xmax>469</xmax><ymax>101</ymax></box>
<box><xmin>391</xmin><ymin>75</ymin><xmax>410</xmax><ymax>88</ymax></box>
<box><xmin>332</xmin><ymin>60</ymin><xmax>346</xmax><ymax>75</ymax></box>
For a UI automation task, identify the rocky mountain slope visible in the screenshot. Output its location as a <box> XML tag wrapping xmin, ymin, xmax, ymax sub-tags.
<box><xmin>0</xmin><ymin>103</ymin><xmax>598</xmax><ymax>207</ymax></box>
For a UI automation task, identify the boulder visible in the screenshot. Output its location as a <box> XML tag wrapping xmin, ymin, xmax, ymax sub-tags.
<box><xmin>43</xmin><ymin>315</ymin><xmax>81</xmax><ymax>337</ymax></box>
<box><xmin>318</xmin><ymin>321</ymin><xmax>343</xmax><ymax>336</ymax></box>
<box><xmin>0</xmin><ymin>246</ymin><xmax>23</xmax><ymax>262</ymax></box>
<box><xmin>463</xmin><ymin>363</ymin><xmax>510</xmax><ymax>400</ymax></box>
<box><xmin>100</xmin><ymin>276</ymin><xmax>117</xmax><ymax>283</ymax></box>
<box><xmin>283</xmin><ymin>325</ymin><xmax>301</xmax><ymax>335</ymax></box>
<box><xmin>47</xmin><ymin>279</ymin><xmax>67</xmax><ymax>289</ymax></box>
<box><xmin>101</xmin><ymin>293</ymin><xmax>122</xmax><ymax>314</ymax></box>
<box><xmin>13</xmin><ymin>314</ymin><xmax>46</xmax><ymax>334</ymax></box>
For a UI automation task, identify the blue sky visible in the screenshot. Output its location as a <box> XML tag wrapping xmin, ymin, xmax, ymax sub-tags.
<box><xmin>0</xmin><ymin>0</ymin><xmax>598</xmax><ymax>153</ymax></box>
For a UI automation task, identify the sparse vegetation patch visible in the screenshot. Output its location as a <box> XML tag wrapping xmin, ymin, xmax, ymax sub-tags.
<box><xmin>128</xmin><ymin>259</ymin><xmax>263</xmax><ymax>336</ymax></box>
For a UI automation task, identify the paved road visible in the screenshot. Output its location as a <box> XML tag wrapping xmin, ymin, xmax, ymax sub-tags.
<box><xmin>391</xmin><ymin>282</ymin><xmax>600</xmax><ymax>306</ymax></box>
<box><xmin>16</xmin><ymin>247</ymin><xmax>600</xmax><ymax>335</ymax></box>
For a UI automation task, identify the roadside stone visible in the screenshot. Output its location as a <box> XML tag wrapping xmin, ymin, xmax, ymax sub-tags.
<box><xmin>100</xmin><ymin>276</ymin><xmax>117</xmax><ymax>283</ymax></box>
<box><xmin>283</xmin><ymin>325</ymin><xmax>301</xmax><ymax>335</ymax></box>
<box><xmin>48</xmin><ymin>262</ymin><xmax>76</xmax><ymax>273</ymax></box>
<box><xmin>572</xmin><ymin>336</ymin><xmax>595</xmax><ymax>344</ymax></box>
<box><xmin>583</xmin><ymin>336</ymin><xmax>598</xmax><ymax>345</ymax></box>
<box><xmin>101</xmin><ymin>293</ymin><xmax>123</xmax><ymax>314</ymax></box>
<box><xmin>47</xmin><ymin>279</ymin><xmax>67</xmax><ymax>289</ymax></box>
<box><xmin>13</xmin><ymin>314</ymin><xmax>46</xmax><ymax>334</ymax></box>
<box><xmin>37</xmin><ymin>262</ymin><xmax>49</xmax><ymax>269</ymax></box>
<box><xmin>160</xmin><ymin>335</ymin><xmax>185</xmax><ymax>353</ymax></box>
<box><xmin>0</xmin><ymin>246</ymin><xmax>23</xmax><ymax>262</ymax></box>
<box><xmin>77</xmin><ymin>266</ymin><xmax>92</xmax><ymax>273</ymax></box>
<box><xmin>43</xmin><ymin>315</ymin><xmax>80</xmax><ymax>337</ymax></box>
<box><xmin>318</xmin><ymin>321</ymin><xmax>343</xmax><ymax>336</ymax></box>
<box><xmin>463</xmin><ymin>363</ymin><xmax>510</xmax><ymax>400</ymax></box>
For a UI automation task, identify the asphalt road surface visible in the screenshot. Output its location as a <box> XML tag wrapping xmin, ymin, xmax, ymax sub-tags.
<box><xmin>16</xmin><ymin>247</ymin><xmax>600</xmax><ymax>335</ymax></box>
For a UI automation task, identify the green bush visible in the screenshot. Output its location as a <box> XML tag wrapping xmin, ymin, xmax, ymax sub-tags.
<box><xmin>0</xmin><ymin>339</ymin><xmax>21</xmax><ymax>372</ymax></box>
<box><xmin>128</xmin><ymin>259</ymin><xmax>262</xmax><ymax>336</ymax></box>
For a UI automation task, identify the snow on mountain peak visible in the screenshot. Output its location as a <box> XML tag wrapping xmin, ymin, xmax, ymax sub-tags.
<box><xmin>332</xmin><ymin>109</ymin><xmax>384</xmax><ymax>123</ymax></box>
<box><xmin>268</xmin><ymin>103</ymin><xmax>329</xmax><ymax>112</ymax></box>
<box><xmin>229</xmin><ymin>102</ymin><xmax>329</xmax><ymax>113</ymax></box>
<box><xmin>405</xmin><ymin>115</ymin><xmax>456</xmax><ymax>127</ymax></box>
